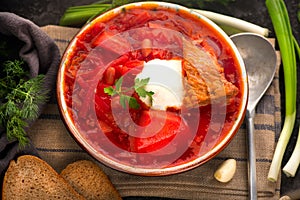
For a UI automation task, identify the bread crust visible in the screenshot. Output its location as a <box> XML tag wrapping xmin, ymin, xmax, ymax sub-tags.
<box><xmin>183</xmin><ymin>38</ymin><xmax>239</xmax><ymax>108</ymax></box>
<box><xmin>60</xmin><ymin>160</ymin><xmax>122</xmax><ymax>200</ymax></box>
<box><xmin>2</xmin><ymin>155</ymin><xmax>85</xmax><ymax>200</ymax></box>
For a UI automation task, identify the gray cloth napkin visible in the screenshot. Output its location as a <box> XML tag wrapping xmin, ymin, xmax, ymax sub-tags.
<box><xmin>0</xmin><ymin>12</ymin><xmax>60</xmax><ymax>180</ymax></box>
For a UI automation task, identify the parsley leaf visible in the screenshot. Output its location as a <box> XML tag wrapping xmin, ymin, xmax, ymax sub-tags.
<box><xmin>128</xmin><ymin>96</ymin><xmax>140</xmax><ymax>109</ymax></box>
<box><xmin>103</xmin><ymin>86</ymin><xmax>114</xmax><ymax>96</ymax></box>
<box><xmin>104</xmin><ymin>76</ymin><xmax>154</xmax><ymax>109</ymax></box>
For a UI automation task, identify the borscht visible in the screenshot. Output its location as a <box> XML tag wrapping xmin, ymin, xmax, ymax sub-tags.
<box><xmin>58</xmin><ymin>2</ymin><xmax>247</xmax><ymax>173</ymax></box>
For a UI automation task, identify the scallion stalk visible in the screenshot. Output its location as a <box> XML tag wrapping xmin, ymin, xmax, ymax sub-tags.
<box><xmin>282</xmin><ymin>37</ymin><xmax>300</xmax><ymax>177</ymax></box>
<box><xmin>266</xmin><ymin>0</ymin><xmax>298</xmax><ymax>182</ymax></box>
<box><xmin>192</xmin><ymin>9</ymin><xmax>269</xmax><ymax>36</ymax></box>
<box><xmin>294</xmin><ymin>36</ymin><xmax>300</xmax><ymax>58</ymax></box>
<box><xmin>59</xmin><ymin>2</ymin><xmax>270</xmax><ymax>36</ymax></box>
<box><xmin>283</xmin><ymin>127</ymin><xmax>300</xmax><ymax>177</ymax></box>
<box><xmin>59</xmin><ymin>4</ymin><xmax>111</xmax><ymax>26</ymax></box>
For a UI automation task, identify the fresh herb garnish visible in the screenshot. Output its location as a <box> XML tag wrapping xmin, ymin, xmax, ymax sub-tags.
<box><xmin>0</xmin><ymin>60</ymin><xmax>48</xmax><ymax>147</ymax></box>
<box><xmin>104</xmin><ymin>77</ymin><xmax>154</xmax><ymax>109</ymax></box>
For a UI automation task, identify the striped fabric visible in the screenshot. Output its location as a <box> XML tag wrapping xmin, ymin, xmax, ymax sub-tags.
<box><xmin>28</xmin><ymin>25</ymin><xmax>281</xmax><ymax>199</ymax></box>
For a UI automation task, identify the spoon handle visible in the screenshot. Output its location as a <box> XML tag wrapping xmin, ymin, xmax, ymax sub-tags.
<box><xmin>246</xmin><ymin>110</ymin><xmax>257</xmax><ymax>200</ymax></box>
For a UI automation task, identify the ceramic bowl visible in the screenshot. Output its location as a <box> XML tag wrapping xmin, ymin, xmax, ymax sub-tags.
<box><xmin>57</xmin><ymin>2</ymin><xmax>248</xmax><ymax>176</ymax></box>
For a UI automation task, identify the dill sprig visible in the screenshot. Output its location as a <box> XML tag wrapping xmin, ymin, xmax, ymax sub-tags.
<box><xmin>0</xmin><ymin>60</ymin><xmax>48</xmax><ymax>147</ymax></box>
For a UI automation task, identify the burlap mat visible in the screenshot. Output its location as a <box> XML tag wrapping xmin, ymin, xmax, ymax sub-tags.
<box><xmin>28</xmin><ymin>25</ymin><xmax>282</xmax><ymax>199</ymax></box>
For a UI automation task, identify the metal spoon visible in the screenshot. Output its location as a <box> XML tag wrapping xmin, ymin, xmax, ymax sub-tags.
<box><xmin>230</xmin><ymin>33</ymin><xmax>277</xmax><ymax>200</ymax></box>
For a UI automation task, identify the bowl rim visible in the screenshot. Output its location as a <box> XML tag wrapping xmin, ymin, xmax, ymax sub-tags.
<box><xmin>57</xmin><ymin>1</ymin><xmax>248</xmax><ymax>176</ymax></box>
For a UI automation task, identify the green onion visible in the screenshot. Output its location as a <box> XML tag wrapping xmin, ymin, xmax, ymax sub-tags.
<box><xmin>283</xmin><ymin>127</ymin><xmax>300</xmax><ymax>177</ymax></box>
<box><xmin>294</xmin><ymin>36</ymin><xmax>300</xmax><ymax>58</ymax></box>
<box><xmin>59</xmin><ymin>3</ymin><xmax>112</xmax><ymax>26</ymax></box>
<box><xmin>59</xmin><ymin>1</ymin><xmax>270</xmax><ymax>36</ymax></box>
<box><xmin>266</xmin><ymin>0</ymin><xmax>298</xmax><ymax>182</ymax></box>
<box><xmin>282</xmin><ymin>37</ymin><xmax>300</xmax><ymax>177</ymax></box>
<box><xmin>192</xmin><ymin>9</ymin><xmax>269</xmax><ymax>36</ymax></box>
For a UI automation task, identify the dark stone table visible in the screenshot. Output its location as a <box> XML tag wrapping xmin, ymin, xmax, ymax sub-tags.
<box><xmin>1</xmin><ymin>0</ymin><xmax>299</xmax><ymax>199</ymax></box>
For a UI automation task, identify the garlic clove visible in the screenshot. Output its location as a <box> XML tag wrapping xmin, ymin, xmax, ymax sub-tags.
<box><xmin>214</xmin><ymin>158</ymin><xmax>237</xmax><ymax>183</ymax></box>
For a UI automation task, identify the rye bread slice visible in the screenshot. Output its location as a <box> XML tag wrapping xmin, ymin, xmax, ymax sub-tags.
<box><xmin>2</xmin><ymin>155</ymin><xmax>85</xmax><ymax>200</ymax></box>
<box><xmin>60</xmin><ymin>160</ymin><xmax>122</xmax><ymax>200</ymax></box>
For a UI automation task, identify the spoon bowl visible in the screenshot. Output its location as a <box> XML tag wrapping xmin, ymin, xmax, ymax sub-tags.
<box><xmin>231</xmin><ymin>33</ymin><xmax>277</xmax><ymax>111</ymax></box>
<box><xmin>230</xmin><ymin>32</ymin><xmax>277</xmax><ymax>199</ymax></box>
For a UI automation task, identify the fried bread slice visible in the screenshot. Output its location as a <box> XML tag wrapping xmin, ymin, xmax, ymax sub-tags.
<box><xmin>183</xmin><ymin>39</ymin><xmax>239</xmax><ymax>108</ymax></box>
